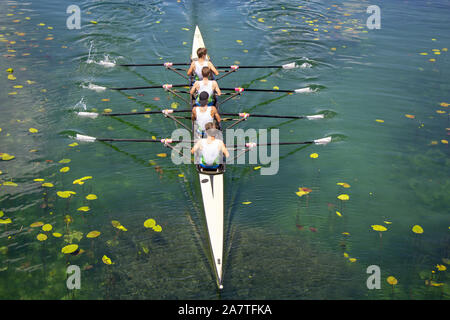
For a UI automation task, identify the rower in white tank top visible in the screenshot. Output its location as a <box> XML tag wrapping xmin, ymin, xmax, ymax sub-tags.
<box><xmin>191</xmin><ymin>122</ymin><xmax>230</xmax><ymax>168</ymax></box>
<box><xmin>194</xmin><ymin>106</ymin><xmax>213</xmax><ymax>131</ymax></box>
<box><xmin>194</xmin><ymin>60</ymin><xmax>209</xmax><ymax>80</ymax></box>
<box><xmin>192</xmin><ymin>92</ymin><xmax>221</xmax><ymax>137</ymax></box>
<box><xmin>187</xmin><ymin>47</ymin><xmax>219</xmax><ymax>80</ymax></box>
<box><xmin>200</xmin><ymin>139</ymin><xmax>221</xmax><ymax>166</ymax></box>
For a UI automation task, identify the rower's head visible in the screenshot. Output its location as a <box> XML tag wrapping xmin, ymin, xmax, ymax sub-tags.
<box><xmin>197</xmin><ymin>48</ymin><xmax>207</xmax><ymax>59</ymax></box>
<box><xmin>205</xmin><ymin>122</ymin><xmax>218</xmax><ymax>138</ymax></box>
<box><xmin>198</xmin><ymin>91</ymin><xmax>209</xmax><ymax>106</ymax></box>
<box><xmin>201</xmin><ymin>66</ymin><xmax>210</xmax><ymax>79</ymax></box>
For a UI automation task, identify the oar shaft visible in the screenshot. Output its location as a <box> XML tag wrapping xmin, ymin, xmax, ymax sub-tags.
<box><xmin>110</xmin><ymin>84</ymin><xmax>187</xmax><ymax>91</ymax></box>
<box><xmin>119</xmin><ymin>63</ymin><xmax>190</xmax><ymax>67</ymax></box>
<box><xmin>220</xmin><ymin>113</ymin><xmax>306</xmax><ymax>119</ymax></box>
<box><xmin>103</xmin><ymin>110</ymin><xmax>191</xmax><ymax>116</ymax></box>
<box><xmin>220</xmin><ymin>87</ymin><xmax>294</xmax><ymax>93</ymax></box>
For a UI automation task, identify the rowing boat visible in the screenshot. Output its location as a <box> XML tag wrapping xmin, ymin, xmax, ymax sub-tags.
<box><xmin>191</xmin><ymin>26</ymin><xmax>225</xmax><ymax>289</ymax></box>
<box><xmin>75</xmin><ymin>27</ymin><xmax>332</xmax><ymax>290</ymax></box>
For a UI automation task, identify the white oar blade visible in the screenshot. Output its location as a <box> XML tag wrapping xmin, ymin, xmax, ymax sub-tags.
<box><xmin>75</xmin><ymin>134</ymin><xmax>97</xmax><ymax>142</ymax></box>
<box><xmin>314</xmin><ymin>136</ymin><xmax>332</xmax><ymax>145</ymax></box>
<box><xmin>77</xmin><ymin>112</ymin><xmax>99</xmax><ymax>119</ymax></box>
<box><xmin>294</xmin><ymin>87</ymin><xmax>313</xmax><ymax>94</ymax></box>
<box><xmin>282</xmin><ymin>62</ymin><xmax>298</xmax><ymax>69</ymax></box>
<box><xmin>306</xmin><ymin>114</ymin><xmax>324</xmax><ymax>120</ymax></box>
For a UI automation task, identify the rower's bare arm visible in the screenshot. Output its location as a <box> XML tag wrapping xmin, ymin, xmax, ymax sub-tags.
<box><xmin>187</xmin><ymin>62</ymin><xmax>195</xmax><ymax>76</ymax></box>
<box><xmin>191</xmin><ymin>140</ymin><xmax>201</xmax><ymax>154</ymax></box>
<box><xmin>214</xmin><ymin>81</ymin><xmax>222</xmax><ymax>96</ymax></box>
<box><xmin>212</xmin><ymin>107</ymin><xmax>221</xmax><ymax>123</ymax></box>
<box><xmin>221</xmin><ymin>142</ymin><xmax>230</xmax><ymax>158</ymax></box>
<box><xmin>192</xmin><ymin>107</ymin><xmax>197</xmax><ymax>121</ymax></box>
<box><xmin>190</xmin><ymin>82</ymin><xmax>198</xmax><ymax>95</ymax></box>
<box><xmin>209</xmin><ymin>62</ymin><xmax>219</xmax><ymax>75</ymax></box>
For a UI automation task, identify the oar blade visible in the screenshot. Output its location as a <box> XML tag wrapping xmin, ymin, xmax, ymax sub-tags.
<box><xmin>314</xmin><ymin>136</ymin><xmax>332</xmax><ymax>145</ymax></box>
<box><xmin>77</xmin><ymin>112</ymin><xmax>99</xmax><ymax>119</ymax></box>
<box><xmin>294</xmin><ymin>87</ymin><xmax>313</xmax><ymax>94</ymax></box>
<box><xmin>75</xmin><ymin>134</ymin><xmax>97</xmax><ymax>142</ymax></box>
<box><xmin>306</xmin><ymin>114</ymin><xmax>324</xmax><ymax>120</ymax></box>
<box><xmin>282</xmin><ymin>62</ymin><xmax>298</xmax><ymax>69</ymax></box>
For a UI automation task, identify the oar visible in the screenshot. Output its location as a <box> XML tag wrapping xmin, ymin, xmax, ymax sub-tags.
<box><xmin>221</xmin><ymin>113</ymin><xmax>324</xmax><ymax>120</ymax></box>
<box><xmin>119</xmin><ymin>63</ymin><xmax>190</xmax><ymax>67</ymax></box>
<box><xmin>216</xmin><ymin>62</ymin><xmax>298</xmax><ymax>69</ymax></box>
<box><xmin>75</xmin><ymin>134</ymin><xmax>192</xmax><ymax>144</ymax></box>
<box><xmin>229</xmin><ymin>137</ymin><xmax>332</xmax><ymax>148</ymax></box>
<box><xmin>220</xmin><ymin>87</ymin><xmax>314</xmax><ymax>94</ymax></box>
<box><xmin>119</xmin><ymin>62</ymin><xmax>298</xmax><ymax>69</ymax></box>
<box><xmin>110</xmin><ymin>84</ymin><xmax>188</xmax><ymax>91</ymax></box>
<box><xmin>77</xmin><ymin>109</ymin><xmax>192</xmax><ymax>119</ymax></box>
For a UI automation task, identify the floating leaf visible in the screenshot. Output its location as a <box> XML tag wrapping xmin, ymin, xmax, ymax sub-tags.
<box><xmin>375</xmin><ymin>119</ymin><xmax>384</xmax><ymax>123</ymax></box>
<box><xmin>153</xmin><ymin>225</ymin><xmax>162</xmax><ymax>232</ymax></box>
<box><xmin>144</xmin><ymin>219</ymin><xmax>156</xmax><ymax>228</ymax></box>
<box><xmin>37</xmin><ymin>234</ymin><xmax>47</xmax><ymax>241</ymax></box>
<box><xmin>30</xmin><ymin>221</ymin><xmax>44</xmax><ymax>228</ymax></box>
<box><xmin>57</xmin><ymin>191</ymin><xmax>76</xmax><ymax>198</ymax></box>
<box><xmin>436</xmin><ymin>264</ymin><xmax>446</xmax><ymax>271</ymax></box>
<box><xmin>242</xmin><ymin>201</ymin><xmax>252</xmax><ymax>205</ymax></box>
<box><xmin>86</xmin><ymin>231</ymin><xmax>101</xmax><ymax>238</ymax></box>
<box><xmin>1</xmin><ymin>153</ymin><xmax>15</xmax><ymax>161</ymax></box>
<box><xmin>2</xmin><ymin>182</ymin><xmax>17</xmax><ymax>187</ymax></box>
<box><xmin>387</xmin><ymin>276</ymin><xmax>398</xmax><ymax>285</ymax></box>
<box><xmin>371</xmin><ymin>225</ymin><xmax>387</xmax><ymax>232</ymax></box>
<box><xmin>0</xmin><ymin>218</ymin><xmax>12</xmax><ymax>224</ymax></box>
<box><xmin>60</xmin><ymin>167</ymin><xmax>70</xmax><ymax>173</ymax></box>
<box><xmin>61</xmin><ymin>244</ymin><xmax>79</xmax><ymax>254</ymax></box>
<box><xmin>253</xmin><ymin>166</ymin><xmax>261</xmax><ymax>170</ymax></box>
<box><xmin>349</xmin><ymin>258</ymin><xmax>357</xmax><ymax>263</ymax></box>
<box><xmin>52</xmin><ymin>232</ymin><xmax>62</xmax><ymax>238</ymax></box>
<box><xmin>412</xmin><ymin>225</ymin><xmax>424</xmax><ymax>234</ymax></box>
<box><xmin>68</xmin><ymin>142</ymin><xmax>78</xmax><ymax>147</ymax></box>
<box><xmin>102</xmin><ymin>255</ymin><xmax>113</xmax><ymax>265</ymax></box>
<box><xmin>77</xmin><ymin>206</ymin><xmax>90</xmax><ymax>212</ymax></box>
<box><xmin>0</xmin><ymin>211</ymin><xmax>3</xmax><ymax>218</ymax></box>
<box><xmin>310</xmin><ymin>153</ymin><xmax>319</xmax><ymax>159</ymax></box>
<box><xmin>29</xmin><ymin>128</ymin><xmax>38</xmax><ymax>133</ymax></box>
<box><xmin>336</xmin><ymin>211</ymin><xmax>342</xmax><ymax>217</ymax></box>
<box><xmin>405</xmin><ymin>114</ymin><xmax>415</xmax><ymax>119</ymax></box>
<box><xmin>42</xmin><ymin>224</ymin><xmax>52</xmax><ymax>232</ymax></box>
<box><xmin>58</xmin><ymin>159</ymin><xmax>71</xmax><ymax>164</ymax></box>
<box><xmin>86</xmin><ymin>194</ymin><xmax>97</xmax><ymax>200</ymax></box>
<box><xmin>337</xmin><ymin>182</ymin><xmax>351</xmax><ymax>188</ymax></box>
<box><xmin>33</xmin><ymin>178</ymin><xmax>45</xmax><ymax>182</ymax></box>
<box><xmin>337</xmin><ymin>194</ymin><xmax>349</xmax><ymax>201</ymax></box>
<box><xmin>156</xmin><ymin>153</ymin><xmax>167</xmax><ymax>158</ymax></box>
<box><xmin>41</xmin><ymin>182</ymin><xmax>54</xmax><ymax>187</ymax></box>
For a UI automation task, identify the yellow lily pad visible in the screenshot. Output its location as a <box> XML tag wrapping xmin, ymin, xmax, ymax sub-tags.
<box><xmin>77</xmin><ymin>206</ymin><xmax>90</xmax><ymax>212</ymax></box>
<box><xmin>371</xmin><ymin>225</ymin><xmax>387</xmax><ymax>232</ymax></box>
<box><xmin>144</xmin><ymin>219</ymin><xmax>156</xmax><ymax>228</ymax></box>
<box><xmin>337</xmin><ymin>194</ymin><xmax>349</xmax><ymax>201</ymax></box>
<box><xmin>86</xmin><ymin>231</ymin><xmax>101</xmax><ymax>238</ymax></box>
<box><xmin>60</xmin><ymin>166</ymin><xmax>70</xmax><ymax>173</ymax></box>
<box><xmin>86</xmin><ymin>194</ymin><xmax>97</xmax><ymax>200</ymax></box>
<box><xmin>30</xmin><ymin>221</ymin><xmax>44</xmax><ymax>228</ymax></box>
<box><xmin>41</xmin><ymin>182</ymin><xmax>54</xmax><ymax>187</ymax></box>
<box><xmin>61</xmin><ymin>244</ymin><xmax>79</xmax><ymax>254</ymax></box>
<box><xmin>387</xmin><ymin>276</ymin><xmax>398</xmax><ymax>285</ymax></box>
<box><xmin>0</xmin><ymin>218</ymin><xmax>12</xmax><ymax>224</ymax></box>
<box><xmin>29</xmin><ymin>128</ymin><xmax>38</xmax><ymax>133</ymax></box>
<box><xmin>42</xmin><ymin>224</ymin><xmax>52</xmax><ymax>232</ymax></box>
<box><xmin>153</xmin><ymin>225</ymin><xmax>162</xmax><ymax>232</ymax></box>
<box><xmin>102</xmin><ymin>255</ymin><xmax>113</xmax><ymax>265</ymax></box>
<box><xmin>412</xmin><ymin>225</ymin><xmax>423</xmax><ymax>234</ymax></box>
<box><xmin>37</xmin><ymin>233</ymin><xmax>48</xmax><ymax>241</ymax></box>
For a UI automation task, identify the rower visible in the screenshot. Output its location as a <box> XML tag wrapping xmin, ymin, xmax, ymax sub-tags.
<box><xmin>191</xmin><ymin>122</ymin><xmax>229</xmax><ymax>169</ymax></box>
<box><xmin>187</xmin><ymin>47</ymin><xmax>219</xmax><ymax>80</ymax></box>
<box><xmin>190</xmin><ymin>67</ymin><xmax>222</xmax><ymax>106</ymax></box>
<box><xmin>192</xmin><ymin>91</ymin><xmax>221</xmax><ymax>137</ymax></box>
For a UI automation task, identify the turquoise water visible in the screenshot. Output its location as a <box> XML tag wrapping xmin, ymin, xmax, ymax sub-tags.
<box><xmin>0</xmin><ymin>0</ymin><xmax>449</xmax><ymax>299</ymax></box>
